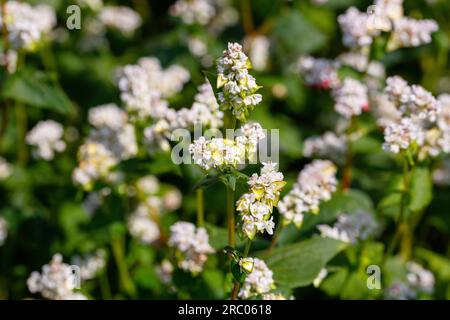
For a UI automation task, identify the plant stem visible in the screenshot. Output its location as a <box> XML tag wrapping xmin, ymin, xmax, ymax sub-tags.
<box><xmin>196</xmin><ymin>188</ymin><xmax>205</xmax><ymax>227</ymax></box>
<box><xmin>265</xmin><ymin>222</ymin><xmax>283</xmax><ymax>257</ymax></box>
<box><xmin>230</xmin><ymin>239</ymin><xmax>252</xmax><ymax>300</ymax></box>
<box><xmin>226</xmin><ymin>186</ymin><xmax>235</xmax><ymax>247</ymax></box>
<box><xmin>1</xmin><ymin>0</ymin><xmax>9</xmax><ymax>70</ymax></box>
<box><xmin>99</xmin><ymin>269</ymin><xmax>112</xmax><ymax>300</ymax></box>
<box><xmin>110</xmin><ymin>233</ymin><xmax>137</xmax><ymax>299</ymax></box>
<box><xmin>240</xmin><ymin>0</ymin><xmax>254</xmax><ymax>35</ymax></box>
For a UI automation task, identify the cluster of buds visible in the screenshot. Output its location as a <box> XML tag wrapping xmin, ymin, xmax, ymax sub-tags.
<box><xmin>217</xmin><ymin>42</ymin><xmax>262</xmax><ymax>122</ymax></box>
<box><xmin>236</xmin><ymin>162</ymin><xmax>286</xmax><ymax>239</ymax></box>
<box><xmin>278</xmin><ymin>160</ymin><xmax>337</xmax><ymax>228</ymax></box>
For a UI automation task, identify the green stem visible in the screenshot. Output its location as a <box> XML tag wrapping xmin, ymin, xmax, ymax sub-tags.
<box><xmin>231</xmin><ymin>239</ymin><xmax>252</xmax><ymax>300</ymax></box>
<box><xmin>226</xmin><ymin>186</ymin><xmax>235</xmax><ymax>247</ymax></box>
<box><xmin>196</xmin><ymin>188</ymin><xmax>205</xmax><ymax>227</ymax></box>
<box><xmin>110</xmin><ymin>233</ymin><xmax>137</xmax><ymax>298</ymax></box>
<box><xmin>265</xmin><ymin>222</ymin><xmax>283</xmax><ymax>257</ymax></box>
<box><xmin>99</xmin><ymin>269</ymin><xmax>112</xmax><ymax>300</ymax></box>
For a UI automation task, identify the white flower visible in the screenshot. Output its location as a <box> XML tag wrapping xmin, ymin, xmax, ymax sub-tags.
<box><xmin>303</xmin><ymin>132</ymin><xmax>347</xmax><ymax>164</ymax></box>
<box><xmin>297</xmin><ymin>56</ymin><xmax>340</xmax><ymax>89</ymax></box>
<box><xmin>163</xmin><ymin>189</ymin><xmax>183</xmax><ymax>212</ymax></box>
<box><xmin>88</xmin><ymin>103</ymin><xmax>127</xmax><ymax>130</ymax></box>
<box><xmin>99</xmin><ymin>6</ymin><xmax>141</xmax><ymax>35</ymax></box>
<box><xmin>217</xmin><ymin>42</ymin><xmax>262</xmax><ymax>121</ymax></box>
<box><xmin>0</xmin><ymin>1</ymin><xmax>56</xmax><ymax>50</ymax></box>
<box><xmin>27</xmin><ymin>254</ymin><xmax>87</xmax><ymax>300</ymax></box>
<box><xmin>168</xmin><ymin>222</ymin><xmax>214</xmax><ymax>274</ymax></box>
<box><xmin>71</xmin><ymin>250</ymin><xmax>106</xmax><ymax>281</ymax></box>
<box><xmin>128</xmin><ymin>205</ymin><xmax>160</xmax><ymax>245</ymax></box>
<box><xmin>136</xmin><ymin>175</ymin><xmax>160</xmax><ymax>196</ymax></box>
<box><xmin>0</xmin><ymin>157</ymin><xmax>12</xmax><ymax>180</ymax></box>
<box><xmin>338</xmin><ymin>52</ymin><xmax>369</xmax><ymax>72</ymax></box>
<box><xmin>0</xmin><ymin>217</ymin><xmax>7</xmax><ymax>246</ymax></box>
<box><xmin>244</xmin><ymin>35</ymin><xmax>270</xmax><ymax>72</ymax></box>
<box><xmin>385</xmin><ymin>262</ymin><xmax>435</xmax><ymax>300</ymax></box>
<box><xmin>238</xmin><ymin>258</ymin><xmax>274</xmax><ymax>299</ymax></box>
<box><xmin>332</xmin><ymin>78</ymin><xmax>369</xmax><ymax>118</ymax></box>
<box><xmin>406</xmin><ymin>262</ymin><xmax>435</xmax><ymax>294</ymax></box>
<box><xmin>279</xmin><ymin>160</ymin><xmax>337</xmax><ymax>227</ymax></box>
<box><xmin>26</xmin><ymin>120</ymin><xmax>66</xmax><ymax>160</ymax></box>
<box><xmin>382</xmin><ymin>117</ymin><xmax>425</xmax><ymax>154</ymax></box>
<box><xmin>170</xmin><ymin>0</ymin><xmax>216</xmax><ymax>25</ymax></box>
<box><xmin>389</xmin><ymin>17</ymin><xmax>438</xmax><ymax>50</ymax></box>
<box><xmin>317</xmin><ymin>211</ymin><xmax>378</xmax><ymax>244</ymax></box>
<box><xmin>338</xmin><ymin>7</ymin><xmax>379</xmax><ymax>48</ymax></box>
<box><xmin>156</xmin><ymin>260</ymin><xmax>174</xmax><ymax>285</ymax></box>
<box><xmin>72</xmin><ymin>141</ymin><xmax>118</xmax><ymax>190</ymax></box>
<box><xmin>189</xmin><ymin>122</ymin><xmax>265</xmax><ymax>171</ymax></box>
<box><xmin>237</xmin><ymin>162</ymin><xmax>286</xmax><ymax>239</ymax></box>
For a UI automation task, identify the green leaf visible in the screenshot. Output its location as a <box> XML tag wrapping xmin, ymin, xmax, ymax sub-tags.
<box><xmin>206</xmin><ymin>224</ymin><xmax>243</xmax><ymax>251</ymax></box>
<box><xmin>409</xmin><ymin>167</ymin><xmax>432</xmax><ymax>212</ymax></box>
<box><xmin>266</xmin><ymin>237</ymin><xmax>347</xmax><ymax>288</ymax></box>
<box><xmin>0</xmin><ymin>69</ymin><xmax>74</xmax><ymax>115</ymax></box>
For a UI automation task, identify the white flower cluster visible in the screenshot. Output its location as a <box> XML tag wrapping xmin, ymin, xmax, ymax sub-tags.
<box><xmin>338</xmin><ymin>2</ymin><xmax>437</xmax><ymax>50</ymax></box>
<box><xmin>0</xmin><ymin>1</ymin><xmax>56</xmax><ymax>50</ymax></box>
<box><xmin>117</xmin><ymin>57</ymin><xmax>190</xmax><ymax>121</ymax></box>
<box><xmin>303</xmin><ymin>132</ymin><xmax>347</xmax><ymax>164</ymax></box>
<box><xmin>72</xmin><ymin>141</ymin><xmax>118</xmax><ymax>191</ymax></box>
<box><xmin>128</xmin><ymin>204</ymin><xmax>160</xmax><ymax>245</ymax></box>
<box><xmin>0</xmin><ymin>157</ymin><xmax>12</xmax><ymax>180</ymax></box>
<box><xmin>168</xmin><ymin>222</ymin><xmax>214</xmax><ymax>274</ymax></box>
<box><xmin>389</xmin><ymin>18</ymin><xmax>438</xmax><ymax>50</ymax></box>
<box><xmin>332</xmin><ymin>78</ymin><xmax>369</xmax><ymax>118</ymax></box>
<box><xmin>189</xmin><ymin>122</ymin><xmax>265</xmax><ymax>171</ymax></box>
<box><xmin>71</xmin><ymin>250</ymin><xmax>106</xmax><ymax>281</ymax></box>
<box><xmin>98</xmin><ymin>6</ymin><xmax>142</xmax><ymax>35</ymax></box>
<box><xmin>27</xmin><ymin>254</ymin><xmax>87</xmax><ymax>300</ymax></box>
<box><xmin>87</xmin><ymin>104</ymin><xmax>138</xmax><ymax>159</ymax></box>
<box><xmin>244</xmin><ymin>35</ymin><xmax>270</xmax><ymax>72</ymax></box>
<box><xmin>217</xmin><ymin>42</ymin><xmax>262</xmax><ymax>122</ymax></box>
<box><xmin>317</xmin><ymin>211</ymin><xmax>378</xmax><ymax>244</ymax></box>
<box><xmin>382</xmin><ymin>76</ymin><xmax>449</xmax><ymax>159</ymax></box>
<box><xmin>278</xmin><ymin>160</ymin><xmax>338</xmax><ymax>228</ymax></box>
<box><xmin>338</xmin><ymin>7</ymin><xmax>380</xmax><ymax>48</ymax></box>
<box><xmin>297</xmin><ymin>56</ymin><xmax>340</xmax><ymax>89</ymax></box>
<box><xmin>385</xmin><ymin>262</ymin><xmax>435</xmax><ymax>300</ymax></box>
<box><xmin>73</xmin><ymin>104</ymin><xmax>137</xmax><ymax>190</ymax></box>
<box><xmin>26</xmin><ymin>120</ymin><xmax>66</xmax><ymax>160</ymax></box>
<box><xmin>238</xmin><ymin>258</ymin><xmax>275</xmax><ymax>299</ymax></box>
<box><xmin>170</xmin><ymin>0</ymin><xmax>215</xmax><ymax>25</ymax></box>
<box><xmin>144</xmin><ymin>82</ymin><xmax>223</xmax><ymax>153</ymax></box>
<box><xmin>0</xmin><ymin>217</ymin><xmax>7</xmax><ymax>246</ymax></box>
<box><xmin>236</xmin><ymin>162</ymin><xmax>286</xmax><ymax>239</ymax></box>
